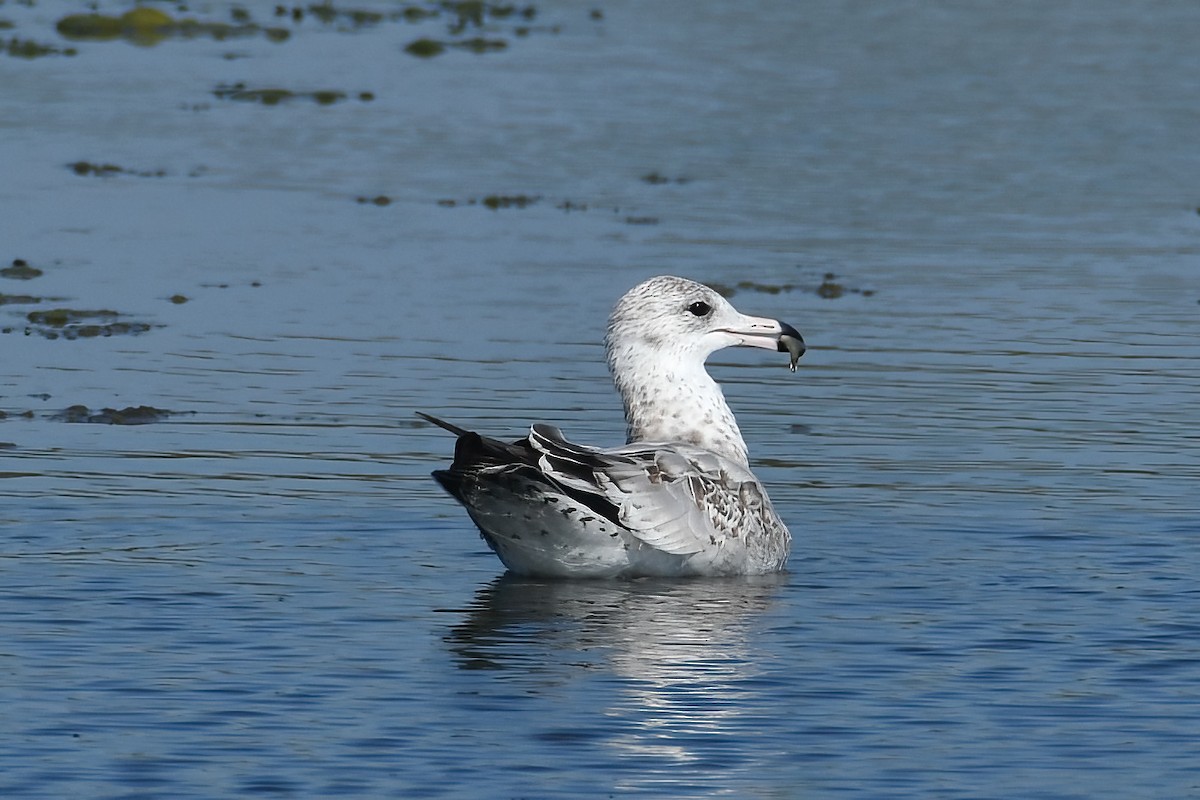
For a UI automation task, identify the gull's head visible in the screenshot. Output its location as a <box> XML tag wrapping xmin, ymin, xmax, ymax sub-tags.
<box><xmin>605</xmin><ymin>275</ymin><xmax>805</xmax><ymax>372</ymax></box>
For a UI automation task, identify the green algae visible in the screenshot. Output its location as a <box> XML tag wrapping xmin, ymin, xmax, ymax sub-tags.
<box><xmin>0</xmin><ymin>293</ymin><xmax>41</xmax><ymax>305</ymax></box>
<box><xmin>72</xmin><ymin>161</ymin><xmax>122</xmax><ymax>177</ymax></box>
<box><xmin>311</xmin><ymin>89</ymin><xmax>346</xmax><ymax>105</ymax></box>
<box><xmin>710</xmin><ymin>275</ymin><xmax>875</xmax><ymax>300</ymax></box>
<box><xmin>56</xmin><ymin>8</ymin><xmax>288</xmax><ymax>46</ymax></box>
<box><xmin>444</xmin><ymin>2</ymin><xmax>536</xmax><ymax>32</ymax></box>
<box><xmin>404</xmin><ymin>35</ymin><xmax>507</xmax><ymax>55</ymax></box>
<box><xmin>275</xmin><ymin>3</ymin><xmax>437</xmax><ymax>26</ymax></box>
<box><xmin>402</xmin><ymin>2</ymin><xmax>541</xmax><ymax>57</ymax></box>
<box><xmin>641</xmin><ymin>172</ymin><xmax>690</xmax><ymax>185</ymax></box>
<box><xmin>456</xmin><ymin>36</ymin><xmax>506</xmax><ymax>52</ymax></box>
<box><xmin>57</xmin><ymin>9</ymin><xmax>174</xmax><ymax>45</ymax></box>
<box><xmin>4</xmin><ymin>36</ymin><xmax>77</xmax><ymax>58</ymax></box>
<box><xmin>815</xmin><ymin>274</ymin><xmax>845</xmax><ymax>299</ymax></box>
<box><xmin>21</xmin><ymin>308</ymin><xmax>154</xmax><ymax>340</ymax></box>
<box><xmin>816</xmin><ymin>273</ymin><xmax>874</xmax><ymax>298</ymax></box>
<box><xmin>405</xmin><ymin>36</ymin><xmax>444</xmax><ymax>56</ymax></box>
<box><xmin>70</xmin><ymin>161</ymin><xmax>166</xmax><ymax>178</ymax></box>
<box><xmin>28</xmin><ymin>308</ymin><xmax>121</xmax><ymax>327</ymax></box>
<box><xmin>482</xmin><ymin>194</ymin><xmax>538</xmax><ymax>209</ymax></box>
<box><xmin>213</xmin><ymin>82</ymin><xmax>368</xmax><ymax>106</ymax></box>
<box><xmin>51</xmin><ymin>404</ymin><xmax>180</xmax><ymax>425</ymax></box>
<box><xmin>1</xmin><ymin>259</ymin><xmax>42</xmax><ymax>280</ymax></box>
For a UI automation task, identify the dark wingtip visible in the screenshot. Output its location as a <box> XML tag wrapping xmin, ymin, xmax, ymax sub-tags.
<box><xmin>416</xmin><ymin>411</ymin><xmax>471</xmax><ymax>437</ymax></box>
<box><xmin>431</xmin><ymin>468</ymin><xmax>464</xmax><ymax>499</ymax></box>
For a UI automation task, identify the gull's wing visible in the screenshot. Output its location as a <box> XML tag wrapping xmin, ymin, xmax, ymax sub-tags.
<box><xmin>528</xmin><ymin>424</ymin><xmax>779</xmax><ymax>559</ymax></box>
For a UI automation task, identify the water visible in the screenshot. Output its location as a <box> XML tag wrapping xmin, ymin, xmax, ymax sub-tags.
<box><xmin>3</xmin><ymin>0</ymin><xmax>1199</xmax><ymax>797</ymax></box>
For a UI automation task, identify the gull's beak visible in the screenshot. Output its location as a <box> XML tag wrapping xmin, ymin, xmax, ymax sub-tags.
<box><xmin>720</xmin><ymin>316</ymin><xmax>806</xmax><ymax>372</ymax></box>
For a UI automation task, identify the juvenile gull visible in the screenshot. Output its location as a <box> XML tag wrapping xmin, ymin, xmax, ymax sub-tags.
<box><xmin>419</xmin><ymin>275</ymin><xmax>805</xmax><ymax>578</ymax></box>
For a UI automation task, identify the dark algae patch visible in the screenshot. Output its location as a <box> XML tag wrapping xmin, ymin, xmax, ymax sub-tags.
<box><xmin>456</xmin><ymin>36</ymin><xmax>506</xmax><ymax>52</ymax></box>
<box><xmin>213</xmin><ymin>82</ymin><xmax>371</xmax><ymax>106</ymax></box>
<box><xmin>404</xmin><ymin>37</ymin><xmax>445</xmax><ymax>57</ymax></box>
<box><xmin>50</xmin><ymin>405</ymin><xmax>182</xmax><ymax>425</ymax></box>
<box><xmin>815</xmin><ymin>273</ymin><xmax>875</xmax><ymax>299</ymax></box>
<box><xmin>276</xmin><ymin>4</ymin><xmax>436</xmax><ymax>27</ymax></box>
<box><xmin>56</xmin><ymin>8</ymin><xmax>288</xmax><ymax>46</ymax></box>
<box><xmin>22</xmin><ymin>308</ymin><xmax>154</xmax><ymax>340</ymax></box>
<box><xmin>4</xmin><ymin>37</ymin><xmax>78</xmax><ymax>58</ymax></box>
<box><xmin>710</xmin><ymin>274</ymin><xmax>875</xmax><ymax>300</ymax></box>
<box><xmin>0</xmin><ymin>293</ymin><xmax>41</xmax><ymax>306</ymax></box>
<box><xmin>405</xmin><ymin>35</ymin><xmax>505</xmax><ymax>56</ymax></box>
<box><xmin>1</xmin><ymin>259</ymin><xmax>42</xmax><ymax>280</ymax></box>
<box><xmin>815</xmin><ymin>274</ymin><xmax>847</xmax><ymax>299</ymax></box>
<box><xmin>434</xmin><ymin>194</ymin><xmax>540</xmax><ymax>209</ymax></box>
<box><xmin>70</xmin><ymin>161</ymin><xmax>167</xmax><ymax>178</ymax></box>
<box><xmin>482</xmin><ymin>193</ymin><xmax>537</xmax><ymax>209</ymax></box>
<box><xmin>28</xmin><ymin>308</ymin><xmax>120</xmax><ymax>327</ymax></box>
<box><xmin>402</xmin><ymin>1</ymin><xmax>545</xmax><ymax>57</ymax></box>
<box><xmin>641</xmin><ymin>172</ymin><xmax>690</xmax><ymax>185</ymax></box>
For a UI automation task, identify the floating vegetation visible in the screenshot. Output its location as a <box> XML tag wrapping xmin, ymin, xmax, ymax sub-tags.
<box><xmin>273</xmin><ymin>3</ymin><xmax>439</xmax><ymax>26</ymax></box>
<box><xmin>625</xmin><ymin>216</ymin><xmax>659</xmax><ymax>225</ymax></box>
<box><xmin>457</xmin><ymin>36</ymin><xmax>506</xmax><ymax>52</ymax></box>
<box><xmin>405</xmin><ymin>35</ymin><xmax>506</xmax><ymax>56</ymax></box>
<box><xmin>404</xmin><ymin>36</ymin><xmax>444</xmax><ymax>56</ymax></box>
<box><xmin>641</xmin><ymin>172</ymin><xmax>690</xmax><ymax>185</ymax></box>
<box><xmin>216</xmin><ymin>2</ymin><xmax>559</xmax><ymax>57</ymax></box>
<box><xmin>0</xmin><ymin>292</ymin><xmax>41</xmax><ymax>305</ymax></box>
<box><xmin>50</xmin><ymin>405</ymin><xmax>183</xmax><ymax>425</ymax></box>
<box><xmin>483</xmin><ymin>193</ymin><xmax>537</xmax><ymax>209</ymax></box>
<box><xmin>302</xmin><ymin>4</ymin><xmax>382</xmax><ymax>26</ymax></box>
<box><xmin>69</xmin><ymin>161</ymin><xmax>166</xmax><ymax>178</ymax></box>
<box><xmin>442</xmin><ymin>1</ymin><xmax>535</xmax><ymax>32</ymax></box>
<box><xmin>356</xmin><ymin>195</ymin><xmax>392</xmax><ymax>206</ymax></box>
<box><xmin>56</xmin><ymin>8</ymin><xmax>289</xmax><ymax>46</ymax></box>
<box><xmin>1</xmin><ymin>259</ymin><xmax>42</xmax><ymax>280</ymax></box>
<box><xmin>266</xmin><ymin>0</ymin><xmax>540</xmax><ymax>38</ymax></box>
<box><xmin>401</xmin><ymin>1</ymin><xmax>545</xmax><ymax>56</ymax></box>
<box><xmin>435</xmin><ymin>194</ymin><xmax>540</xmax><ymax>209</ymax></box>
<box><xmin>212</xmin><ymin>82</ymin><xmax>372</xmax><ymax>106</ymax></box>
<box><xmin>169</xmin><ymin>294</ymin><xmax>189</xmax><ymax>304</ymax></box>
<box><xmin>815</xmin><ymin>273</ymin><xmax>875</xmax><ymax>299</ymax></box>
<box><xmin>4</xmin><ymin>37</ymin><xmax>77</xmax><ymax>58</ymax></box>
<box><xmin>815</xmin><ymin>275</ymin><xmax>847</xmax><ymax>299</ymax></box>
<box><xmin>22</xmin><ymin>308</ymin><xmax>154</xmax><ymax>340</ymax></box>
<box><xmin>710</xmin><ymin>275</ymin><xmax>875</xmax><ymax>300</ymax></box>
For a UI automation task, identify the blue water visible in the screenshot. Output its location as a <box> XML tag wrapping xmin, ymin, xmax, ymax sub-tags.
<box><xmin>3</xmin><ymin>1</ymin><xmax>1199</xmax><ymax>797</ymax></box>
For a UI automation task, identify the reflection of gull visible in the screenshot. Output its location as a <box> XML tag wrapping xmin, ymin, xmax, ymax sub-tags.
<box><xmin>420</xmin><ymin>276</ymin><xmax>805</xmax><ymax>578</ymax></box>
<box><xmin>446</xmin><ymin>574</ymin><xmax>784</xmax><ymax>671</ymax></box>
<box><xmin>446</xmin><ymin>576</ymin><xmax>786</xmax><ymax>790</ymax></box>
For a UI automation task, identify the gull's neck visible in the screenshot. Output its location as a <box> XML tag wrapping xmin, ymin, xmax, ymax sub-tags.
<box><xmin>608</xmin><ymin>349</ymin><xmax>750</xmax><ymax>466</ymax></box>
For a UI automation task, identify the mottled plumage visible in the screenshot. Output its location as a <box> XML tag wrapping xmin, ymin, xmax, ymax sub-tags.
<box><xmin>420</xmin><ymin>275</ymin><xmax>804</xmax><ymax>578</ymax></box>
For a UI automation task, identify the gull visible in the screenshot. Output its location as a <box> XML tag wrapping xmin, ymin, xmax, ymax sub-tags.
<box><xmin>418</xmin><ymin>275</ymin><xmax>805</xmax><ymax>578</ymax></box>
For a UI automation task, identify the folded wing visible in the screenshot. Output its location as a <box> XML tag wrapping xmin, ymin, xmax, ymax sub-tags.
<box><xmin>528</xmin><ymin>424</ymin><xmax>775</xmax><ymax>561</ymax></box>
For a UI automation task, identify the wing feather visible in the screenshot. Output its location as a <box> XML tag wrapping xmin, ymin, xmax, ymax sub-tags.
<box><xmin>528</xmin><ymin>425</ymin><xmax>770</xmax><ymax>558</ymax></box>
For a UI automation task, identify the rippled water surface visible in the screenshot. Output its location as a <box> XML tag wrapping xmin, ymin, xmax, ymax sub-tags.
<box><xmin>3</xmin><ymin>1</ymin><xmax>1199</xmax><ymax>797</ymax></box>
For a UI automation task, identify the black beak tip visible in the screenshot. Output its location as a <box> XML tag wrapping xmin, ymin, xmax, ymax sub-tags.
<box><xmin>776</xmin><ymin>321</ymin><xmax>805</xmax><ymax>371</ymax></box>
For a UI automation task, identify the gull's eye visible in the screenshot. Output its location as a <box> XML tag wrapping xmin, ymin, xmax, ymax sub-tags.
<box><xmin>687</xmin><ymin>301</ymin><xmax>712</xmax><ymax>317</ymax></box>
